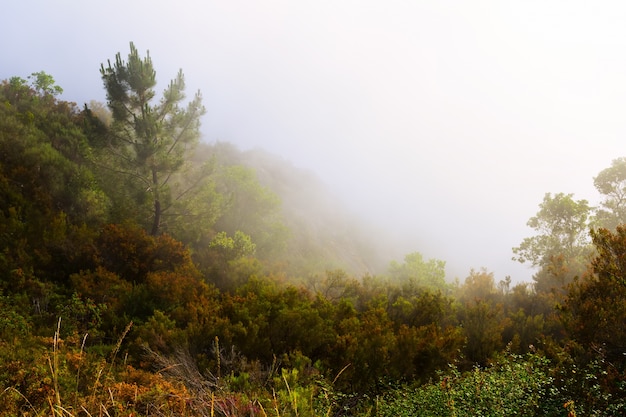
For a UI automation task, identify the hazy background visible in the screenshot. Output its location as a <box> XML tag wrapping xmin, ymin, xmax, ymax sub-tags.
<box><xmin>3</xmin><ymin>0</ymin><xmax>626</xmax><ymax>282</ymax></box>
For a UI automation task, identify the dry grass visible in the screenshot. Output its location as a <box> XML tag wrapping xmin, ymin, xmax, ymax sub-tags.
<box><xmin>0</xmin><ymin>319</ymin><xmax>338</xmax><ymax>417</ymax></box>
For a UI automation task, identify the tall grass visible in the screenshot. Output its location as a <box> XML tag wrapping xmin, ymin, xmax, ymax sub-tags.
<box><xmin>0</xmin><ymin>319</ymin><xmax>333</xmax><ymax>416</ymax></box>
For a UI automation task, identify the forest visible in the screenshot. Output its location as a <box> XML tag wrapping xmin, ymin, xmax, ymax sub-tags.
<box><xmin>1</xmin><ymin>44</ymin><xmax>626</xmax><ymax>416</ymax></box>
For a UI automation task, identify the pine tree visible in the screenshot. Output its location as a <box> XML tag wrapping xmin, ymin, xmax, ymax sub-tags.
<box><xmin>100</xmin><ymin>42</ymin><xmax>205</xmax><ymax>235</ymax></box>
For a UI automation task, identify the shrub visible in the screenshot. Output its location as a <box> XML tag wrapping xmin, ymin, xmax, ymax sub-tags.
<box><xmin>375</xmin><ymin>352</ymin><xmax>553</xmax><ymax>417</ymax></box>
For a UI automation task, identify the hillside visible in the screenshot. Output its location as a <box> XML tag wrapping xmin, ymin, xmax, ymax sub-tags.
<box><xmin>1</xmin><ymin>64</ymin><xmax>626</xmax><ymax>415</ymax></box>
<box><xmin>206</xmin><ymin>142</ymin><xmax>390</xmax><ymax>276</ymax></box>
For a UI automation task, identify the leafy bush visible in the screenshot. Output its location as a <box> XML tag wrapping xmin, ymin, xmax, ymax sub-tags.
<box><xmin>375</xmin><ymin>352</ymin><xmax>554</xmax><ymax>417</ymax></box>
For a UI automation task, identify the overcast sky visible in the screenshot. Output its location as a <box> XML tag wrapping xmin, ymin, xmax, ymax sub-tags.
<box><xmin>3</xmin><ymin>1</ymin><xmax>626</xmax><ymax>282</ymax></box>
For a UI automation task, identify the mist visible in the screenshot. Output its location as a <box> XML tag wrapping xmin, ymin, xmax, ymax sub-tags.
<box><xmin>3</xmin><ymin>1</ymin><xmax>626</xmax><ymax>282</ymax></box>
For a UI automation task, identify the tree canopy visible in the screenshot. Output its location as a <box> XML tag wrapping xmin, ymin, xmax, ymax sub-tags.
<box><xmin>594</xmin><ymin>157</ymin><xmax>626</xmax><ymax>230</ymax></box>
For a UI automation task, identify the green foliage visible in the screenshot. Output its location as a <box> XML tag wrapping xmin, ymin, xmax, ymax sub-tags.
<box><xmin>220</xmin><ymin>277</ymin><xmax>333</xmax><ymax>364</ymax></box>
<box><xmin>460</xmin><ymin>299</ymin><xmax>504</xmax><ymax>365</ymax></box>
<box><xmin>163</xmin><ymin>158</ymin><xmax>225</xmax><ymax>245</ymax></box>
<box><xmin>332</xmin><ymin>305</ymin><xmax>397</xmax><ymax>391</ymax></box>
<box><xmin>391</xmin><ymin>323</ymin><xmax>464</xmax><ymax>383</ymax></box>
<box><xmin>513</xmin><ymin>193</ymin><xmax>591</xmax><ymax>268</ymax></box>
<box><xmin>388</xmin><ymin>287</ymin><xmax>454</xmax><ymax>330</ymax></box>
<box><xmin>594</xmin><ymin>157</ymin><xmax>626</xmax><ymax>230</ymax></box>
<box><xmin>389</xmin><ymin>252</ymin><xmax>448</xmax><ymax>292</ymax></box>
<box><xmin>214</xmin><ymin>164</ymin><xmax>289</xmax><ymax>259</ymax></box>
<box><xmin>209</xmin><ymin>230</ymin><xmax>257</xmax><ymax>259</ymax></box>
<box><xmin>206</xmin><ymin>141</ymin><xmax>383</xmax><ymax>277</ymax></box>
<box><xmin>563</xmin><ymin>226</ymin><xmax>626</xmax><ymax>370</ymax></box>
<box><xmin>135</xmin><ymin>310</ymin><xmax>186</xmax><ymax>353</ymax></box>
<box><xmin>198</xmin><ymin>231</ymin><xmax>260</xmax><ymax>290</ymax></box>
<box><xmin>376</xmin><ymin>353</ymin><xmax>554</xmax><ymax>417</ymax></box>
<box><xmin>543</xmin><ymin>352</ymin><xmax>626</xmax><ymax>416</ymax></box>
<box><xmin>0</xmin><ymin>77</ymin><xmax>106</xmax><ymax>297</ymax></box>
<box><xmin>0</xmin><ymin>79</ymin><xmax>104</xmax><ymax>225</ymax></box>
<box><xmin>28</xmin><ymin>71</ymin><xmax>63</xmax><ymax>96</ymax></box>
<box><xmin>58</xmin><ymin>293</ymin><xmax>106</xmax><ymax>338</ymax></box>
<box><xmin>513</xmin><ymin>193</ymin><xmax>593</xmax><ymax>293</ymax></box>
<box><xmin>0</xmin><ymin>296</ymin><xmax>31</xmax><ymax>341</ymax></box>
<box><xmin>264</xmin><ymin>367</ymin><xmax>328</xmax><ymax>417</ymax></box>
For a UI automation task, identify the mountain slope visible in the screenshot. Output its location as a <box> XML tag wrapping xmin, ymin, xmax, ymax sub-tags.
<box><xmin>204</xmin><ymin>142</ymin><xmax>390</xmax><ymax>276</ymax></box>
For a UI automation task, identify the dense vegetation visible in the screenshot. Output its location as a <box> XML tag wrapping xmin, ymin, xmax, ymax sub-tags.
<box><xmin>2</xmin><ymin>45</ymin><xmax>626</xmax><ymax>416</ymax></box>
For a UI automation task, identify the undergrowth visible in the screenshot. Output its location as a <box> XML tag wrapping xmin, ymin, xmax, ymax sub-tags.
<box><xmin>0</xmin><ymin>319</ymin><xmax>335</xmax><ymax>416</ymax></box>
<box><xmin>1</xmin><ymin>321</ymin><xmax>624</xmax><ymax>416</ymax></box>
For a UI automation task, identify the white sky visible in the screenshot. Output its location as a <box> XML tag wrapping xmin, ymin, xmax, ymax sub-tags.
<box><xmin>3</xmin><ymin>0</ymin><xmax>626</xmax><ymax>281</ymax></box>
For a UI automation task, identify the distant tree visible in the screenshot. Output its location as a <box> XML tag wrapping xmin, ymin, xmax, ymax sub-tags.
<box><xmin>208</xmin><ymin>231</ymin><xmax>256</xmax><ymax>260</ymax></box>
<box><xmin>594</xmin><ymin>157</ymin><xmax>626</xmax><ymax>230</ymax></box>
<box><xmin>513</xmin><ymin>193</ymin><xmax>593</xmax><ymax>291</ymax></box>
<box><xmin>388</xmin><ymin>252</ymin><xmax>447</xmax><ymax>292</ymax></box>
<box><xmin>513</xmin><ymin>193</ymin><xmax>591</xmax><ymax>268</ymax></box>
<box><xmin>87</xmin><ymin>100</ymin><xmax>112</xmax><ymax>127</ymax></box>
<box><xmin>6</xmin><ymin>71</ymin><xmax>63</xmax><ymax>99</ymax></box>
<box><xmin>213</xmin><ymin>164</ymin><xmax>288</xmax><ymax>259</ymax></box>
<box><xmin>306</xmin><ymin>269</ymin><xmax>359</xmax><ymax>302</ymax></box>
<box><xmin>497</xmin><ymin>275</ymin><xmax>512</xmax><ymax>295</ymax></box>
<box><xmin>100</xmin><ymin>42</ymin><xmax>205</xmax><ymax>235</ymax></box>
<box><xmin>27</xmin><ymin>71</ymin><xmax>63</xmax><ymax>96</ymax></box>
<box><xmin>459</xmin><ymin>268</ymin><xmax>497</xmax><ymax>301</ymax></box>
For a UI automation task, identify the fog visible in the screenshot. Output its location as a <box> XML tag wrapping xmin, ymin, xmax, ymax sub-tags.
<box><xmin>3</xmin><ymin>1</ymin><xmax>626</xmax><ymax>281</ymax></box>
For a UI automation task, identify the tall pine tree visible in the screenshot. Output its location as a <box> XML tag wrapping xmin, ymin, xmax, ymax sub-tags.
<box><xmin>100</xmin><ymin>42</ymin><xmax>205</xmax><ymax>235</ymax></box>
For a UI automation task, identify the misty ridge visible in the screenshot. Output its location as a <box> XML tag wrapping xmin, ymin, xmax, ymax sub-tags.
<box><xmin>88</xmin><ymin>78</ymin><xmax>420</xmax><ymax>282</ymax></box>
<box><xmin>29</xmin><ymin>41</ymin><xmax>626</xmax><ymax>291</ymax></box>
<box><xmin>4</xmin><ymin>41</ymin><xmax>626</xmax><ymax>415</ymax></box>
<box><xmin>199</xmin><ymin>141</ymin><xmax>398</xmax><ymax>276</ymax></box>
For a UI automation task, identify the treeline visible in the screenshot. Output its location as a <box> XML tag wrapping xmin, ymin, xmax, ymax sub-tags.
<box><xmin>1</xmin><ymin>45</ymin><xmax>626</xmax><ymax>415</ymax></box>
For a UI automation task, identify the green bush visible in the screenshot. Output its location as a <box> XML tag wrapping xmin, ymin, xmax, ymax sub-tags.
<box><xmin>375</xmin><ymin>352</ymin><xmax>553</xmax><ymax>417</ymax></box>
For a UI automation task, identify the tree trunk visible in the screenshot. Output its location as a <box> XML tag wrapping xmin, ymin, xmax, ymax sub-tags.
<box><xmin>150</xmin><ymin>168</ymin><xmax>161</xmax><ymax>235</ymax></box>
<box><xmin>151</xmin><ymin>199</ymin><xmax>161</xmax><ymax>236</ymax></box>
